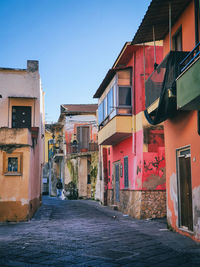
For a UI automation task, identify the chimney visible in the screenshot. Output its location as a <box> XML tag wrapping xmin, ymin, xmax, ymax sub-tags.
<box><xmin>27</xmin><ymin>60</ymin><xmax>39</xmax><ymax>72</ymax></box>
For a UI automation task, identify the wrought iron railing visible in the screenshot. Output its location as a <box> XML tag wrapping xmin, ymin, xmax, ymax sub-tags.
<box><xmin>179</xmin><ymin>42</ymin><xmax>200</xmax><ymax>73</ymax></box>
<box><xmin>66</xmin><ymin>142</ymin><xmax>98</xmax><ymax>154</ymax></box>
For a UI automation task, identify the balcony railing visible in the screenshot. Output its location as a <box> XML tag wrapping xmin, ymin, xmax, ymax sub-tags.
<box><xmin>177</xmin><ymin>43</ymin><xmax>200</xmax><ymax>110</ymax></box>
<box><xmin>179</xmin><ymin>42</ymin><xmax>200</xmax><ymax>73</ymax></box>
<box><xmin>66</xmin><ymin>142</ymin><xmax>98</xmax><ymax>154</ymax></box>
<box><xmin>145</xmin><ymin>51</ymin><xmax>189</xmax><ymax>125</ymax></box>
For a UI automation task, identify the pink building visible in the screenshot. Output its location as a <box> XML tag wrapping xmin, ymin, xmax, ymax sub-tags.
<box><xmin>94</xmin><ymin>43</ymin><xmax>166</xmax><ymax>218</ymax></box>
<box><xmin>61</xmin><ymin>104</ymin><xmax>98</xmax><ymax>199</ymax></box>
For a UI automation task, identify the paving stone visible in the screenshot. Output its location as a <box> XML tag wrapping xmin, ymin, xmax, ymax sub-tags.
<box><xmin>0</xmin><ymin>196</ymin><xmax>200</xmax><ymax>266</ymax></box>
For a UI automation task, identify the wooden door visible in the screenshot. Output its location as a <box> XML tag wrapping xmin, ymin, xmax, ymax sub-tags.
<box><xmin>178</xmin><ymin>148</ymin><xmax>193</xmax><ymax>231</ymax></box>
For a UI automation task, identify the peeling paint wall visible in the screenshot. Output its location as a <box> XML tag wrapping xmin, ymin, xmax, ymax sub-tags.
<box><xmin>90</xmin><ymin>152</ymin><xmax>98</xmax><ymax>199</ymax></box>
<box><xmin>65</xmin><ymin>152</ymin><xmax>98</xmax><ymax>199</ymax></box>
<box><xmin>193</xmin><ymin>186</ymin><xmax>200</xmax><ymax>240</ymax></box>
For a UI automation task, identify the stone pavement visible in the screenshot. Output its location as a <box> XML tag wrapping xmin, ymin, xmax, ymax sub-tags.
<box><xmin>0</xmin><ymin>197</ymin><xmax>200</xmax><ymax>266</ymax></box>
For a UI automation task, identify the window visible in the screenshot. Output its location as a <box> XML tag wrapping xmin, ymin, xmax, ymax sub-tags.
<box><xmin>124</xmin><ymin>156</ymin><xmax>128</xmax><ymax>188</ymax></box>
<box><xmin>172</xmin><ymin>27</ymin><xmax>182</xmax><ymax>51</ymax></box>
<box><xmin>12</xmin><ymin>106</ymin><xmax>31</xmax><ymax>128</ymax></box>
<box><xmin>98</xmin><ymin>101</ymin><xmax>104</xmax><ymax>125</ymax></box>
<box><xmin>3</xmin><ymin>152</ymin><xmax>23</xmax><ymax>175</ymax></box>
<box><xmin>107</xmin><ymin>87</ymin><xmax>114</xmax><ymax>115</ymax></box>
<box><xmin>103</xmin><ymin>97</ymin><xmax>107</xmax><ymax>120</ymax></box>
<box><xmin>77</xmin><ymin>126</ymin><xmax>89</xmax><ymax>150</ymax></box>
<box><xmin>119</xmin><ymin>87</ymin><xmax>132</xmax><ymax>106</ymax></box>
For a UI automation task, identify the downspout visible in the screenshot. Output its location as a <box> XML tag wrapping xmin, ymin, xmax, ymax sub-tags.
<box><xmin>153</xmin><ymin>26</ymin><xmax>157</xmax><ymax>69</ymax></box>
<box><xmin>195</xmin><ymin>0</ymin><xmax>200</xmax><ymax>134</ymax></box>
<box><xmin>8</xmin><ymin>97</ymin><xmax>10</xmax><ymax>127</ymax></box>
<box><xmin>133</xmin><ymin>51</ymin><xmax>136</xmax><ymax>155</ymax></box>
<box><xmin>169</xmin><ymin>2</ymin><xmax>172</xmax><ymax>51</ymax></box>
<box><xmin>194</xmin><ymin>0</ymin><xmax>199</xmax><ymax>45</ymax></box>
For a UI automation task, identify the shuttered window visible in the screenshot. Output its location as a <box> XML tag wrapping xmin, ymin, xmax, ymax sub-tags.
<box><xmin>124</xmin><ymin>156</ymin><xmax>128</xmax><ymax>188</ymax></box>
<box><xmin>77</xmin><ymin>126</ymin><xmax>89</xmax><ymax>149</ymax></box>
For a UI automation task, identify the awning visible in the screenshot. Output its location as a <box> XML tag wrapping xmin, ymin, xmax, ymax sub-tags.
<box><xmin>132</xmin><ymin>0</ymin><xmax>192</xmax><ymax>45</ymax></box>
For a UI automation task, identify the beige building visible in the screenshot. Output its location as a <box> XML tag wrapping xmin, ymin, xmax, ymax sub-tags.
<box><xmin>0</xmin><ymin>60</ymin><xmax>45</xmax><ymax>221</ymax></box>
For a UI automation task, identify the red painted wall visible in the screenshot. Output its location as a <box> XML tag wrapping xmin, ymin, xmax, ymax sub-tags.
<box><xmin>106</xmin><ymin>45</ymin><xmax>165</xmax><ymax>192</ymax></box>
<box><xmin>133</xmin><ymin>45</ymin><xmax>163</xmax><ymax>115</ymax></box>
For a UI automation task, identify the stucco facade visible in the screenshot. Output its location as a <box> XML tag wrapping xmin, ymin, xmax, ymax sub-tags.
<box><xmin>0</xmin><ymin>61</ymin><xmax>44</xmax><ymax>221</ymax></box>
<box><xmin>60</xmin><ymin>104</ymin><xmax>98</xmax><ymax>199</ymax></box>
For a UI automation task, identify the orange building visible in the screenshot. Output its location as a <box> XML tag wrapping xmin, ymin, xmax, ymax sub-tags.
<box><xmin>133</xmin><ymin>0</ymin><xmax>200</xmax><ymax>241</ymax></box>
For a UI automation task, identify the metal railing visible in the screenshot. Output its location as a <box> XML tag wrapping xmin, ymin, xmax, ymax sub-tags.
<box><xmin>179</xmin><ymin>42</ymin><xmax>200</xmax><ymax>73</ymax></box>
<box><xmin>66</xmin><ymin>142</ymin><xmax>98</xmax><ymax>154</ymax></box>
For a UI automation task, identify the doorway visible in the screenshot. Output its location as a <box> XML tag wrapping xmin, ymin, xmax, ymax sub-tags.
<box><xmin>177</xmin><ymin>147</ymin><xmax>193</xmax><ymax>231</ymax></box>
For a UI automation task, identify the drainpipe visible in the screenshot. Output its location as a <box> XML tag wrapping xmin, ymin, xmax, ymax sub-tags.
<box><xmin>133</xmin><ymin>51</ymin><xmax>137</xmax><ymax>155</ymax></box>
<box><xmin>195</xmin><ymin>0</ymin><xmax>200</xmax><ymax>133</ymax></box>
<box><xmin>195</xmin><ymin>0</ymin><xmax>199</xmax><ymax>45</ymax></box>
<box><xmin>169</xmin><ymin>2</ymin><xmax>172</xmax><ymax>51</ymax></box>
<box><xmin>153</xmin><ymin>26</ymin><xmax>157</xmax><ymax>69</ymax></box>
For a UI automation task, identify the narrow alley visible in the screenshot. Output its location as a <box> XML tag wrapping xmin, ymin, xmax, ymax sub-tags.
<box><xmin>0</xmin><ymin>196</ymin><xmax>200</xmax><ymax>267</ymax></box>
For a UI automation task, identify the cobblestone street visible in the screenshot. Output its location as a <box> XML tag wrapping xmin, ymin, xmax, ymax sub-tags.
<box><xmin>0</xmin><ymin>196</ymin><xmax>200</xmax><ymax>266</ymax></box>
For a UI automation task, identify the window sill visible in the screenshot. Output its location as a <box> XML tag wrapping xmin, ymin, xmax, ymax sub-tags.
<box><xmin>4</xmin><ymin>172</ymin><xmax>22</xmax><ymax>176</ymax></box>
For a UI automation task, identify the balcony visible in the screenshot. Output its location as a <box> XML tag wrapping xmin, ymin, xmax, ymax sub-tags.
<box><xmin>0</xmin><ymin>127</ymin><xmax>32</xmax><ymax>146</ymax></box>
<box><xmin>98</xmin><ymin>115</ymin><xmax>132</xmax><ymax>145</ymax></box>
<box><xmin>66</xmin><ymin>142</ymin><xmax>98</xmax><ymax>154</ymax></box>
<box><xmin>177</xmin><ymin>42</ymin><xmax>200</xmax><ymax>110</ymax></box>
<box><xmin>144</xmin><ymin>51</ymin><xmax>189</xmax><ymax>125</ymax></box>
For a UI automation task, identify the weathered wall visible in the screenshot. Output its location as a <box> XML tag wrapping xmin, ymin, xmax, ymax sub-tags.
<box><xmin>0</xmin><ymin>127</ymin><xmax>42</xmax><ymax>221</ymax></box>
<box><xmin>65</xmin><ymin>158</ymin><xmax>78</xmax><ymax>186</ymax></box>
<box><xmin>78</xmin><ymin>157</ymin><xmax>88</xmax><ymax>198</ymax></box>
<box><xmin>0</xmin><ymin>69</ymin><xmax>40</xmax><ymax>128</ymax></box>
<box><xmin>165</xmin><ymin>111</ymin><xmax>200</xmax><ymax>241</ymax></box>
<box><xmin>0</xmin><ymin>62</ymin><xmax>44</xmax><ymax>221</ymax></box>
<box><xmin>107</xmin><ymin>189</ymin><xmax>166</xmax><ymax>219</ymax></box>
<box><xmin>90</xmin><ymin>152</ymin><xmax>98</xmax><ymax>199</ymax></box>
<box><xmin>65</xmin><ymin>114</ymin><xmax>97</xmax><ymax>151</ymax></box>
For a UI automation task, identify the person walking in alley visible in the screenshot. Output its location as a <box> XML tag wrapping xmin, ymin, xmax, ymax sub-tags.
<box><xmin>56</xmin><ymin>178</ymin><xmax>63</xmax><ymax>198</ymax></box>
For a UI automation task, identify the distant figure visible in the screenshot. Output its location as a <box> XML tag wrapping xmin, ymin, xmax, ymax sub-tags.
<box><xmin>56</xmin><ymin>179</ymin><xmax>63</xmax><ymax>198</ymax></box>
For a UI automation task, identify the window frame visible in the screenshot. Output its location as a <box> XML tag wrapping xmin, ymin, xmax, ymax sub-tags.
<box><xmin>12</xmin><ymin>106</ymin><xmax>32</xmax><ymax>129</ymax></box>
<box><xmin>3</xmin><ymin>152</ymin><xmax>23</xmax><ymax>176</ymax></box>
<box><xmin>118</xmin><ymin>86</ymin><xmax>132</xmax><ymax>107</ymax></box>
<box><xmin>172</xmin><ymin>26</ymin><xmax>182</xmax><ymax>51</ymax></box>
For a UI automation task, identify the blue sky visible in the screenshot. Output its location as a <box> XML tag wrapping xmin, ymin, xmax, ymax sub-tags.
<box><xmin>0</xmin><ymin>0</ymin><xmax>150</xmax><ymax>122</ymax></box>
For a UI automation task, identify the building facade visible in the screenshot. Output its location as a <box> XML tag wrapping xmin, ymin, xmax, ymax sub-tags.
<box><xmin>0</xmin><ymin>60</ymin><xmax>44</xmax><ymax>221</ymax></box>
<box><xmin>133</xmin><ymin>0</ymin><xmax>200</xmax><ymax>241</ymax></box>
<box><xmin>94</xmin><ymin>42</ymin><xmax>166</xmax><ymax>219</ymax></box>
<box><xmin>61</xmin><ymin>104</ymin><xmax>98</xmax><ymax>199</ymax></box>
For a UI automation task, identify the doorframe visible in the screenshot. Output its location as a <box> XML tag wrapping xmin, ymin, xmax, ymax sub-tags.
<box><xmin>176</xmin><ymin>145</ymin><xmax>193</xmax><ymax>232</ymax></box>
